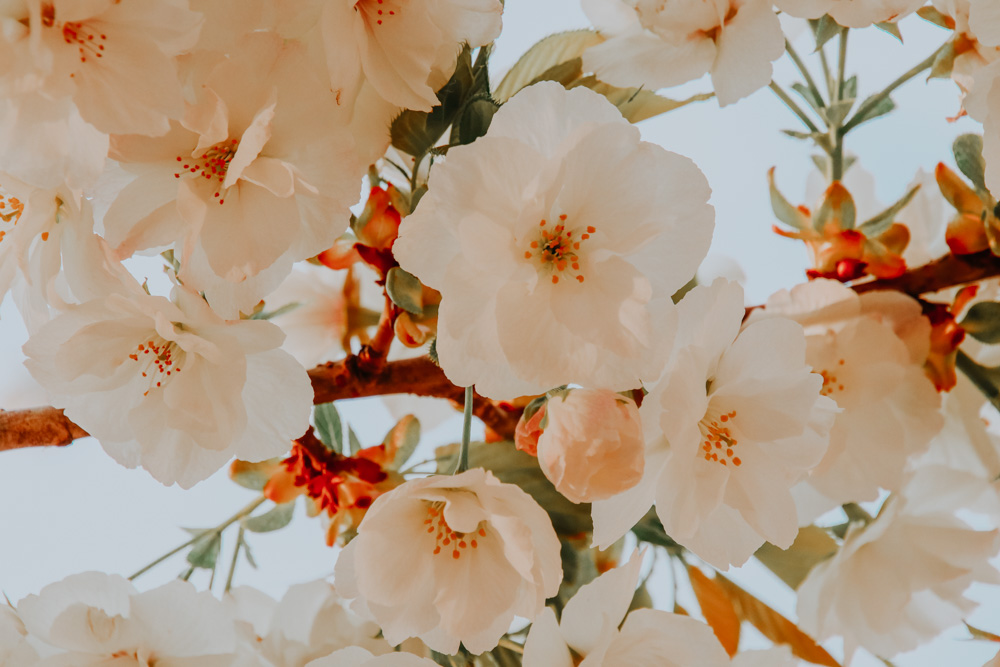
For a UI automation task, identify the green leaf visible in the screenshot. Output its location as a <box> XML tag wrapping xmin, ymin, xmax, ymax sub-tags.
<box><xmin>348</xmin><ymin>426</ymin><xmax>363</xmax><ymax>456</ymax></box>
<box><xmin>438</xmin><ymin>441</ymin><xmax>593</xmax><ymax>534</ymax></box>
<box><xmin>875</xmin><ymin>21</ymin><xmax>903</xmax><ymax>42</ymax></box>
<box><xmin>928</xmin><ymin>42</ymin><xmax>957</xmax><ymax>80</ymax></box>
<box><xmin>314</xmin><ymin>403</ymin><xmax>343</xmax><ymax>454</ymax></box>
<box><xmin>851</xmin><ymin>95</ymin><xmax>897</xmax><ymax>128</ymax></box>
<box><xmin>961</xmin><ymin>302</ymin><xmax>1000</xmax><ymax>344</ymax></box>
<box><xmin>494</xmin><ymin>30</ymin><xmax>603</xmax><ymax>102</ymax></box>
<box><xmin>386</xmin><ymin>267</ymin><xmax>425</xmax><ymax>315</ymax></box>
<box><xmin>858</xmin><ymin>184</ymin><xmax>921</xmax><ymax>237</ymax></box>
<box><xmin>631</xmin><ymin>510</ymin><xmax>680</xmax><ymax>549</ymax></box>
<box><xmin>571</xmin><ymin>76</ymin><xmax>713</xmax><ymax>123</ymax></box>
<box><xmin>814</xmin><ymin>181</ymin><xmax>857</xmax><ymax>231</ymax></box>
<box><xmin>842</xmin><ymin>75</ymin><xmax>858</xmax><ymax>100</ymax></box>
<box><xmin>243</xmin><ymin>501</ymin><xmax>295</xmax><ymax>533</ymax></box>
<box><xmin>810</xmin><ymin>15</ymin><xmax>841</xmax><ymax>51</ymax></box>
<box><xmin>527</xmin><ymin>56</ymin><xmax>585</xmax><ymax>88</ymax></box>
<box><xmin>384</xmin><ymin>415</ymin><xmax>422</xmax><ymax>470</ymax></box>
<box><xmin>755</xmin><ymin>526</ymin><xmax>839</xmax><ymax>590</ymax></box>
<box><xmin>954</xmin><ymin>134</ymin><xmax>988</xmax><ymax>192</ymax></box>
<box><xmin>242</xmin><ymin>540</ymin><xmax>258</xmax><ymax>569</ymax></box>
<box><xmin>768</xmin><ymin>168</ymin><xmax>810</xmax><ymax>230</ymax></box>
<box><xmin>187</xmin><ymin>533</ymin><xmax>221</xmax><ymax>570</ymax></box>
<box><xmin>822</xmin><ymin>99</ymin><xmax>855</xmax><ymax>127</ymax></box>
<box><xmin>449</xmin><ymin>96</ymin><xmax>499</xmax><ymax>147</ymax></box>
<box><xmin>792</xmin><ymin>83</ymin><xmax>824</xmax><ymax>114</ymax></box>
<box><xmin>918</xmin><ymin>6</ymin><xmax>953</xmax><ymax>29</ymax></box>
<box><xmin>229</xmin><ymin>458</ymin><xmax>282</xmax><ymax>491</ymax></box>
<box><xmin>554</xmin><ymin>536</ymin><xmax>599</xmax><ymax>609</ymax></box>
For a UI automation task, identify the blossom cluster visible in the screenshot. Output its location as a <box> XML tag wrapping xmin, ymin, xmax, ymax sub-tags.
<box><xmin>5</xmin><ymin>0</ymin><xmax>1000</xmax><ymax>666</ymax></box>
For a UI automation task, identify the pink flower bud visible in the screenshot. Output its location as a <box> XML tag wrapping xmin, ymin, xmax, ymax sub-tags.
<box><xmin>514</xmin><ymin>404</ymin><xmax>545</xmax><ymax>456</ymax></box>
<box><xmin>536</xmin><ymin>389</ymin><xmax>644</xmax><ymax>504</ymax></box>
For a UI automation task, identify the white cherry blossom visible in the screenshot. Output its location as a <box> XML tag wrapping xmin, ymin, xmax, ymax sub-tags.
<box><xmin>581</xmin><ymin>0</ymin><xmax>785</xmax><ymax>106</ymax></box>
<box><xmin>0</xmin><ymin>0</ymin><xmax>202</xmax><ymax>188</ymax></box>
<box><xmin>334</xmin><ymin>468</ymin><xmax>562</xmax><ymax>655</ymax></box>
<box><xmin>797</xmin><ymin>465</ymin><xmax>1000</xmax><ymax>659</ymax></box>
<box><xmin>321</xmin><ymin>0</ymin><xmax>503</xmax><ymax>112</ymax></box>
<box><xmin>16</xmin><ymin>572</ymin><xmax>239</xmax><ymax>665</ymax></box>
<box><xmin>773</xmin><ymin>0</ymin><xmax>925</xmax><ymax>27</ymax></box>
<box><xmin>105</xmin><ymin>31</ymin><xmax>361</xmax><ymax>318</ymax></box>
<box><xmin>265</xmin><ymin>264</ymin><xmax>351</xmax><ymax>369</ymax></box>
<box><xmin>394</xmin><ymin>81</ymin><xmax>714</xmax><ymax>399</ymax></box>
<box><xmin>228</xmin><ymin>581</ymin><xmax>393</xmax><ymax>666</ymax></box>
<box><xmin>0</xmin><ymin>606</ymin><xmax>40</xmax><ymax>666</ymax></box>
<box><xmin>523</xmin><ymin>551</ymin><xmax>730</xmax><ymax>667</ymax></box>
<box><xmin>307</xmin><ymin>647</ymin><xmax>438</xmax><ymax>667</ymax></box>
<box><xmin>592</xmin><ymin>279</ymin><xmax>836</xmax><ymax>569</ymax></box>
<box><xmin>23</xmin><ymin>284</ymin><xmax>312</xmax><ymax>488</ymax></box>
<box><xmin>760</xmin><ymin>280</ymin><xmax>943</xmax><ymax>519</ymax></box>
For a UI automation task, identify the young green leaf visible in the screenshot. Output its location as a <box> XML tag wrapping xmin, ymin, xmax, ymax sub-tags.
<box><xmin>386</xmin><ymin>267</ymin><xmax>425</xmax><ymax>316</ymax></box>
<box><xmin>314</xmin><ymin>403</ymin><xmax>343</xmax><ymax>454</ymax></box>
<box><xmin>243</xmin><ymin>501</ymin><xmax>295</xmax><ymax>533</ymax></box>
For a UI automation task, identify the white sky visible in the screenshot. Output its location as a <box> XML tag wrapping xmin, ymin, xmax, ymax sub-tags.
<box><xmin>1</xmin><ymin>2</ymin><xmax>998</xmax><ymax>665</ymax></box>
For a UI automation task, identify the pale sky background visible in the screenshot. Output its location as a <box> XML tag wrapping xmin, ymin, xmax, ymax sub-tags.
<box><xmin>1</xmin><ymin>2</ymin><xmax>998</xmax><ymax>665</ymax></box>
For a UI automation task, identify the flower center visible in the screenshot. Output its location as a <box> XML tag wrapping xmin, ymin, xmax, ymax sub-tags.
<box><xmin>39</xmin><ymin>4</ymin><xmax>107</xmax><ymax>66</ymax></box>
<box><xmin>356</xmin><ymin>0</ymin><xmax>400</xmax><ymax>26</ymax></box>
<box><xmin>128</xmin><ymin>336</ymin><xmax>183</xmax><ymax>397</ymax></box>
<box><xmin>174</xmin><ymin>139</ymin><xmax>239</xmax><ymax>205</ymax></box>
<box><xmin>699</xmin><ymin>408</ymin><xmax>742</xmax><ymax>467</ymax></box>
<box><xmin>819</xmin><ymin>358</ymin><xmax>847</xmax><ymax>397</ymax></box>
<box><xmin>523</xmin><ymin>214</ymin><xmax>595</xmax><ymax>285</ymax></box>
<box><xmin>696</xmin><ymin>5</ymin><xmax>739</xmax><ymax>42</ymax></box>
<box><xmin>423</xmin><ymin>502</ymin><xmax>485</xmax><ymax>560</ymax></box>
<box><xmin>0</xmin><ymin>188</ymin><xmax>24</xmax><ymax>246</ymax></box>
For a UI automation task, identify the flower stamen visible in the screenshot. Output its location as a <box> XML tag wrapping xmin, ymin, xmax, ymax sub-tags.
<box><xmin>128</xmin><ymin>337</ymin><xmax>183</xmax><ymax>397</ymax></box>
<box><xmin>425</xmin><ymin>502</ymin><xmax>483</xmax><ymax>559</ymax></box>
<box><xmin>700</xmin><ymin>409</ymin><xmax>741</xmax><ymax>467</ymax></box>
<box><xmin>174</xmin><ymin>139</ymin><xmax>239</xmax><ymax>205</ymax></box>
<box><xmin>524</xmin><ymin>214</ymin><xmax>594</xmax><ymax>285</ymax></box>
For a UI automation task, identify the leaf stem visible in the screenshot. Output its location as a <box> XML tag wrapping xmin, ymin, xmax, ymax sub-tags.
<box><xmin>830</xmin><ymin>28</ymin><xmax>850</xmax><ymax>182</ymax></box>
<box><xmin>128</xmin><ymin>495</ymin><xmax>266</xmax><ymax>581</ymax></box>
<box><xmin>453</xmin><ymin>386</ymin><xmax>474</xmax><ymax>474</ymax></box>
<box><xmin>769</xmin><ymin>81</ymin><xmax>822</xmax><ymax>134</ymax></box>
<box><xmin>841</xmin><ymin>41</ymin><xmax>949</xmax><ymax>134</ymax></box>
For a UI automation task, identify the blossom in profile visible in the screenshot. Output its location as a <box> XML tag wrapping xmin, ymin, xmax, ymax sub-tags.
<box><xmin>17</xmin><ymin>572</ymin><xmax>238</xmax><ymax>664</ymax></box>
<box><xmin>520</xmin><ymin>388</ymin><xmax>645</xmax><ymax>504</ymax></box>
<box><xmin>523</xmin><ymin>551</ymin><xmax>731</xmax><ymax>666</ymax></box>
<box><xmin>106</xmin><ymin>31</ymin><xmax>361</xmax><ymax>318</ymax></box>
<box><xmin>797</xmin><ymin>465</ymin><xmax>1000</xmax><ymax>659</ymax></box>
<box><xmin>592</xmin><ymin>279</ymin><xmax>836</xmax><ymax>569</ymax></box>
<box><xmin>0</xmin><ymin>0</ymin><xmax>202</xmax><ymax>188</ymax></box>
<box><xmin>227</xmin><ymin>580</ymin><xmax>393</xmax><ymax>665</ymax></box>
<box><xmin>760</xmin><ymin>280</ymin><xmax>943</xmax><ymax>518</ymax></box>
<box><xmin>0</xmin><ymin>606</ymin><xmax>38</xmax><ymax>666</ymax></box>
<box><xmin>320</xmin><ymin>0</ymin><xmax>503</xmax><ymax>112</ymax></box>
<box><xmin>394</xmin><ymin>82</ymin><xmax>714</xmax><ymax>399</ymax></box>
<box><xmin>774</xmin><ymin>0</ymin><xmax>925</xmax><ymax>27</ymax></box>
<box><xmin>335</xmin><ymin>468</ymin><xmax>562</xmax><ymax>655</ymax></box>
<box><xmin>581</xmin><ymin>0</ymin><xmax>785</xmax><ymax>106</ymax></box>
<box><xmin>23</xmin><ymin>284</ymin><xmax>312</xmax><ymax>488</ymax></box>
<box><xmin>307</xmin><ymin>647</ymin><xmax>439</xmax><ymax>666</ymax></box>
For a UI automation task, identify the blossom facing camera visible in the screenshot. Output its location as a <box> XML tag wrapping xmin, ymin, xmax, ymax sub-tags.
<box><xmin>394</xmin><ymin>81</ymin><xmax>714</xmax><ymax>400</ymax></box>
<box><xmin>533</xmin><ymin>388</ymin><xmax>645</xmax><ymax>504</ymax></box>
<box><xmin>335</xmin><ymin>468</ymin><xmax>562</xmax><ymax>655</ymax></box>
<box><xmin>23</xmin><ymin>286</ymin><xmax>313</xmax><ymax>488</ymax></box>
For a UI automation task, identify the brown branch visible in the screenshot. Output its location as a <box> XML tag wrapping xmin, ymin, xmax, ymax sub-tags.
<box><xmin>0</xmin><ymin>407</ymin><xmax>88</xmax><ymax>452</ymax></box>
<box><xmin>852</xmin><ymin>251</ymin><xmax>1000</xmax><ymax>297</ymax></box>
<box><xmin>9</xmin><ymin>252</ymin><xmax>1000</xmax><ymax>453</ymax></box>
<box><xmin>0</xmin><ymin>358</ymin><xmax>520</xmax><ymax>453</ymax></box>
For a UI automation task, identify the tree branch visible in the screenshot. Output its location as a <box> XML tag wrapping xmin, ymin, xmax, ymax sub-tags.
<box><xmin>6</xmin><ymin>252</ymin><xmax>1000</xmax><ymax>453</ymax></box>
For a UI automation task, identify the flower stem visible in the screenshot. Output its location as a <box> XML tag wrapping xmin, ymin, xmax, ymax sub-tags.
<box><xmin>841</xmin><ymin>41</ymin><xmax>949</xmax><ymax>134</ymax></box>
<box><xmin>128</xmin><ymin>495</ymin><xmax>266</xmax><ymax>581</ymax></box>
<box><xmin>224</xmin><ymin>525</ymin><xmax>245</xmax><ymax>594</ymax></box>
<box><xmin>453</xmin><ymin>385</ymin><xmax>474</xmax><ymax>474</ymax></box>
<box><xmin>768</xmin><ymin>81</ymin><xmax>822</xmax><ymax>134</ymax></box>
<box><xmin>830</xmin><ymin>28</ymin><xmax>850</xmax><ymax>182</ymax></box>
<box><xmin>785</xmin><ymin>38</ymin><xmax>825</xmax><ymax>108</ymax></box>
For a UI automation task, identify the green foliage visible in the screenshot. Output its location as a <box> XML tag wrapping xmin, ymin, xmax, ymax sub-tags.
<box><xmin>755</xmin><ymin>526</ymin><xmax>839</xmax><ymax>590</ymax></box>
<box><xmin>384</xmin><ymin>415</ymin><xmax>422</xmax><ymax>471</ymax></box>
<box><xmin>243</xmin><ymin>501</ymin><xmax>295</xmax><ymax>533</ymax></box>
<box><xmin>858</xmin><ymin>184</ymin><xmax>921</xmax><ymax>237</ymax></box>
<box><xmin>186</xmin><ymin>531</ymin><xmax>221</xmax><ymax>570</ymax></box>
<box><xmin>809</xmin><ymin>15</ymin><xmax>841</xmax><ymax>51</ymax></box>
<box><xmin>493</xmin><ymin>29</ymin><xmax>603</xmax><ymax>102</ymax></box>
<box><xmin>961</xmin><ymin>302</ymin><xmax>1000</xmax><ymax>344</ymax></box>
<box><xmin>386</xmin><ymin>267</ymin><xmax>425</xmax><ymax>315</ymax></box>
<box><xmin>570</xmin><ymin>76</ymin><xmax>713</xmax><ymax>123</ymax></box>
<box><xmin>954</xmin><ymin>134</ymin><xmax>988</xmax><ymax>193</ymax></box>
<box><xmin>229</xmin><ymin>458</ymin><xmax>281</xmax><ymax>491</ymax></box>
<box><xmin>391</xmin><ymin>45</ymin><xmax>492</xmax><ymax>157</ymax></box>
<box><xmin>314</xmin><ymin>402</ymin><xmax>343</xmax><ymax>454</ymax></box>
<box><xmin>631</xmin><ymin>510</ymin><xmax>680</xmax><ymax>550</ymax></box>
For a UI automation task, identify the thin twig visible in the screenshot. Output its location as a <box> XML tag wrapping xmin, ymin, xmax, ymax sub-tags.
<box><xmin>769</xmin><ymin>81</ymin><xmax>822</xmax><ymax>134</ymax></box>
